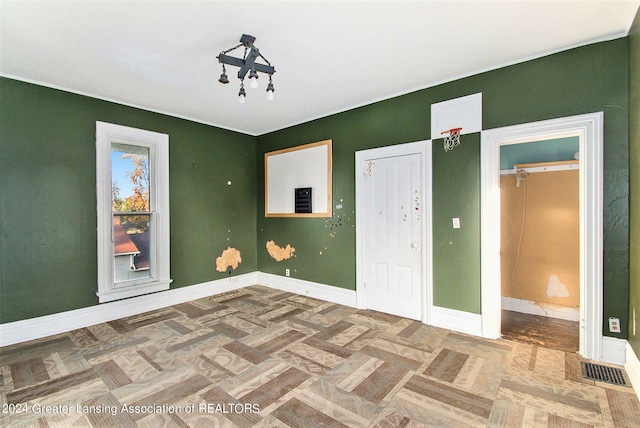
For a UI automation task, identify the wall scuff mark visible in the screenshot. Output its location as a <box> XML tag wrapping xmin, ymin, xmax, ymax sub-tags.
<box><xmin>266</xmin><ymin>240</ymin><xmax>296</xmax><ymax>261</ymax></box>
<box><xmin>215</xmin><ymin>247</ymin><xmax>242</xmax><ymax>273</ymax></box>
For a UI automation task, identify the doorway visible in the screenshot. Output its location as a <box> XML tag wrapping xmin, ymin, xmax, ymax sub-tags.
<box><xmin>498</xmin><ymin>144</ymin><xmax>581</xmax><ymax>352</ymax></box>
<box><xmin>480</xmin><ymin>113</ymin><xmax>604</xmax><ymax>361</ymax></box>
<box><xmin>355</xmin><ymin>141</ymin><xmax>432</xmax><ymax>323</ymax></box>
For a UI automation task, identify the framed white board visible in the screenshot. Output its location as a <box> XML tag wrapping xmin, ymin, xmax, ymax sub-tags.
<box><xmin>265</xmin><ymin>139</ymin><xmax>332</xmax><ymax>217</ymax></box>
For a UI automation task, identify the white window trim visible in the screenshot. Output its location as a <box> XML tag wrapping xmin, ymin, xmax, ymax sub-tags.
<box><xmin>96</xmin><ymin>121</ymin><xmax>171</xmax><ymax>303</ymax></box>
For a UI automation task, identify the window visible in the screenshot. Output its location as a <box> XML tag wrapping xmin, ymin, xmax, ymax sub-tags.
<box><xmin>96</xmin><ymin>122</ymin><xmax>171</xmax><ymax>302</ymax></box>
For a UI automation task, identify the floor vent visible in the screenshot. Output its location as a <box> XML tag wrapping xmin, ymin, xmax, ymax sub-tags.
<box><xmin>582</xmin><ymin>362</ymin><xmax>628</xmax><ymax>386</ymax></box>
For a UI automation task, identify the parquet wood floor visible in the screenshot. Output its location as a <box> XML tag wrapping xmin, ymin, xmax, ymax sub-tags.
<box><xmin>1</xmin><ymin>285</ymin><xmax>638</xmax><ymax>427</ymax></box>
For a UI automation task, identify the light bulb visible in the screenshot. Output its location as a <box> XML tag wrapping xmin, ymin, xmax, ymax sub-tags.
<box><xmin>238</xmin><ymin>83</ymin><xmax>246</xmax><ymax>103</ymax></box>
<box><xmin>266</xmin><ymin>80</ymin><xmax>275</xmax><ymax>101</ymax></box>
<box><xmin>249</xmin><ymin>69</ymin><xmax>259</xmax><ymax>88</ymax></box>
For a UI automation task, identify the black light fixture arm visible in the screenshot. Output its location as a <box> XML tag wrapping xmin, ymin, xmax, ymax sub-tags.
<box><xmin>217</xmin><ymin>34</ymin><xmax>275</xmax><ymax>80</ymax></box>
<box><xmin>217</xmin><ymin>34</ymin><xmax>276</xmax><ymax>102</ymax></box>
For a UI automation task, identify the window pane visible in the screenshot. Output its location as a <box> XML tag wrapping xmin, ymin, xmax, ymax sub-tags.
<box><xmin>111</xmin><ymin>144</ymin><xmax>150</xmax><ymax>213</ymax></box>
<box><xmin>97</xmin><ymin>122</ymin><xmax>170</xmax><ymax>302</ymax></box>
<box><xmin>113</xmin><ymin>214</ymin><xmax>151</xmax><ymax>284</ymax></box>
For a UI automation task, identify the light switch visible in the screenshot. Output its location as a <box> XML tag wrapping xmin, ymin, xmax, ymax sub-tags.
<box><xmin>452</xmin><ymin>218</ymin><xmax>461</xmax><ymax>229</ymax></box>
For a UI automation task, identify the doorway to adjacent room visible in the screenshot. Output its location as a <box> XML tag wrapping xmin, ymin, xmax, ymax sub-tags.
<box><xmin>480</xmin><ymin>113</ymin><xmax>604</xmax><ymax>360</ymax></box>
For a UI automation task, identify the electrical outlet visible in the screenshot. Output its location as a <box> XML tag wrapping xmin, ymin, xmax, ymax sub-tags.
<box><xmin>285</xmin><ymin>269</ymin><xmax>290</xmax><ymax>277</ymax></box>
<box><xmin>452</xmin><ymin>218</ymin><xmax>461</xmax><ymax>229</ymax></box>
<box><xmin>608</xmin><ymin>317</ymin><xmax>621</xmax><ymax>333</ymax></box>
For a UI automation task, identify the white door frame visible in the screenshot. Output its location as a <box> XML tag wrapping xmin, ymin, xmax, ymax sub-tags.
<box><xmin>355</xmin><ymin>140</ymin><xmax>433</xmax><ymax>325</ymax></box>
<box><xmin>480</xmin><ymin>112</ymin><xmax>604</xmax><ymax>361</ymax></box>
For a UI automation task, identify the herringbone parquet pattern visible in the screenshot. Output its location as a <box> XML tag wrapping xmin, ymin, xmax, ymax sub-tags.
<box><xmin>1</xmin><ymin>285</ymin><xmax>639</xmax><ymax>427</ymax></box>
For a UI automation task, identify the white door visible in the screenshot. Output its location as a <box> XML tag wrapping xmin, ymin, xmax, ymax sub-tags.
<box><xmin>362</xmin><ymin>153</ymin><xmax>422</xmax><ymax>320</ymax></box>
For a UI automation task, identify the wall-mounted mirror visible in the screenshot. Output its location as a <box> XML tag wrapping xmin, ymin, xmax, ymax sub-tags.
<box><xmin>265</xmin><ymin>139</ymin><xmax>332</xmax><ymax>217</ymax></box>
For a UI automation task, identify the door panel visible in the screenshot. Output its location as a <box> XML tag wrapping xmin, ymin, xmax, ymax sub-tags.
<box><xmin>363</xmin><ymin>153</ymin><xmax>422</xmax><ymax>320</ymax></box>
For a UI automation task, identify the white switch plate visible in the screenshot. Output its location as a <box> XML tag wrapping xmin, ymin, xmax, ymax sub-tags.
<box><xmin>452</xmin><ymin>218</ymin><xmax>461</xmax><ymax>229</ymax></box>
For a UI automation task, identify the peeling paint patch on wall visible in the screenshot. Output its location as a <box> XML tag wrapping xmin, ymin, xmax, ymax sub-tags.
<box><xmin>547</xmin><ymin>274</ymin><xmax>570</xmax><ymax>298</ymax></box>
<box><xmin>215</xmin><ymin>247</ymin><xmax>242</xmax><ymax>272</ymax></box>
<box><xmin>266</xmin><ymin>240</ymin><xmax>296</xmax><ymax>261</ymax></box>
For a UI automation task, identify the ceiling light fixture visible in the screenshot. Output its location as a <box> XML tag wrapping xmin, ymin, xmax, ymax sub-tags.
<box><xmin>217</xmin><ymin>34</ymin><xmax>275</xmax><ymax>103</ymax></box>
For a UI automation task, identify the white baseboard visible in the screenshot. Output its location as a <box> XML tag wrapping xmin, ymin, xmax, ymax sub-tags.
<box><xmin>0</xmin><ymin>272</ymin><xmax>358</xmax><ymax>347</ymax></box>
<box><xmin>431</xmin><ymin>305</ymin><xmax>483</xmax><ymax>337</ymax></box>
<box><xmin>625</xmin><ymin>342</ymin><xmax>640</xmax><ymax>402</ymax></box>
<box><xmin>601</xmin><ymin>336</ymin><xmax>627</xmax><ymax>366</ymax></box>
<box><xmin>4</xmin><ymin>270</ymin><xmax>625</xmax><ymax>375</ymax></box>
<box><xmin>501</xmin><ymin>296</ymin><xmax>579</xmax><ymax>321</ymax></box>
<box><xmin>0</xmin><ymin>273</ymin><xmax>257</xmax><ymax>347</ymax></box>
<box><xmin>257</xmin><ymin>272</ymin><xmax>357</xmax><ymax>308</ymax></box>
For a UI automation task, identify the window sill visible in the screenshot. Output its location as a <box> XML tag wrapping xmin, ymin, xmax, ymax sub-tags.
<box><xmin>96</xmin><ymin>279</ymin><xmax>172</xmax><ymax>303</ymax></box>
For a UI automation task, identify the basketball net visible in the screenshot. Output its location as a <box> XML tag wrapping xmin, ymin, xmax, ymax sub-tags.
<box><xmin>442</xmin><ymin>128</ymin><xmax>462</xmax><ymax>152</ymax></box>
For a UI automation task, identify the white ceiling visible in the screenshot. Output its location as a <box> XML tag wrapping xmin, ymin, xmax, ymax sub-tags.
<box><xmin>1</xmin><ymin>1</ymin><xmax>638</xmax><ymax>136</ymax></box>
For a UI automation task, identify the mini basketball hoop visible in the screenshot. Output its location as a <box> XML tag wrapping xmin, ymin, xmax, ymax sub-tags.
<box><xmin>442</xmin><ymin>127</ymin><xmax>462</xmax><ymax>152</ymax></box>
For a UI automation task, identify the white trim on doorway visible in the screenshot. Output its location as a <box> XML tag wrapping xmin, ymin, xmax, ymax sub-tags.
<box><xmin>480</xmin><ymin>112</ymin><xmax>604</xmax><ymax>361</ymax></box>
<box><xmin>355</xmin><ymin>140</ymin><xmax>433</xmax><ymax>325</ymax></box>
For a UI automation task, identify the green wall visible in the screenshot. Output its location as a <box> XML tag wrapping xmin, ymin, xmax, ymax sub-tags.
<box><xmin>0</xmin><ymin>36</ymin><xmax>632</xmax><ymax>338</ymax></box>
<box><xmin>629</xmin><ymin>9</ymin><xmax>640</xmax><ymax>357</ymax></box>
<box><xmin>432</xmin><ymin>133</ymin><xmax>481</xmax><ymax>312</ymax></box>
<box><xmin>257</xmin><ymin>38</ymin><xmax>630</xmax><ymax>325</ymax></box>
<box><xmin>0</xmin><ymin>78</ymin><xmax>257</xmax><ymax>324</ymax></box>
